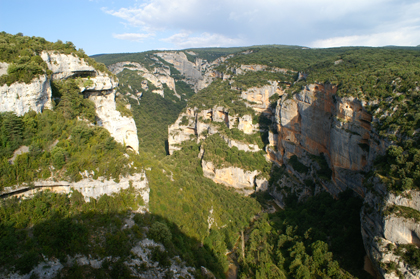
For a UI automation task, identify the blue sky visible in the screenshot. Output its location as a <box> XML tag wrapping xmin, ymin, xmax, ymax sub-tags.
<box><xmin>1</xmin><ymin>0</ymin><xmax>420</xmax><ymax>55</ymax></box>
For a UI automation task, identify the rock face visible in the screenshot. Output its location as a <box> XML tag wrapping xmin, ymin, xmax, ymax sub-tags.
<box><xmin>156</xmin><ymin>52</ymin><xmax>203</xmax><ymax>89</ymax></box>
<box><xmin>2</xmin><ymin>171</ymin><xmax>150</xmax><ymax>210</ymax></box>
<box><xmin>361</xmin><ymin>179</ymin><xmax>420</xmax><ymax>278</ymax></box>
<box><xmin>265</xmin><ymin>82</ymin><xmax>420</xmax><ymax>277</ymax></box>
<box><xmin>108</xmin><ymin>61</ymin><xmax>178</xmax><ymax>99</ymax></box>
<box><xmin>241</xmin><ymin>81</ymin><xmax>283</xmax><ymax>113</ymax></box>
<box><xmin>41</xmin><ymin>51</ymin><xmax>96</xmax><ymax>80</ymax></box>
<box><xmin>0</xmin><ymin>52</ymin><xmax>139</xmax><ymax>153</ymax></box>
<box><xmin>0</xmin><ymin>74</ymin><xmax>53</xmax><ymax>116</ymax></box>
<box><xmin>168</xmin><ymin>107</ymin><xmax>259</xmax><ymax>155</ymax></box>
<box><xmin>156</xmin><ymin>51</ymin><xmax>216</xmax><ymax>92</ymax></box>
<box><xmin>202</xmin><ymin>160</ymin><xmax>259</xmax><ymax>195</ymax></box>
<box><xmin>269</xmin><ymin>83</ymin><xmax>386</xmax><ymax>197</ymax></box>
<box><xmin>87</xmin><ymin>91</ymin><xmax>139</xmax><ymax>152</ymax></box>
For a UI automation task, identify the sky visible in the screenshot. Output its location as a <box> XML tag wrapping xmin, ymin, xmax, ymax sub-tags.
<box><xmin>1</xmin><ymin>0</ymin><xmax>420</xmax><ymax>55</ymax></box>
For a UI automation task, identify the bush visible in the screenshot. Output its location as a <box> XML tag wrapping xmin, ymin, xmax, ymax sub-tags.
<box><xmin>148</xmin><ymin>221</ymin><xmax>172</xmax><ymax>245</ymax></box>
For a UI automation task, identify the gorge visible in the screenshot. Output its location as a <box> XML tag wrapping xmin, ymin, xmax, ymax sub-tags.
<box><xmin>1</xmin><ymin>32</ymin><xmax>420</xmax><ymax>279</ymax></box>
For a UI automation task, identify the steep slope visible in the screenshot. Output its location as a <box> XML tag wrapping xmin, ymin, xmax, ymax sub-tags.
<box><xmin>167</xmin><ymin>46</ymin><xmax>420</xmax><ymax>278</ymax></box>
<box><xmin>0</xmin><ymin>33</ymin><xmax>138</xmax><ymax>154</ymax></box>
<box><xmin>0</xmin><ymin>36</ymin><xmax>264</xmax><ymax>278</ymax></box>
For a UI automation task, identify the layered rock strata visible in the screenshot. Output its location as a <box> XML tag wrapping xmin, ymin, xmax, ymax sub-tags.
<box><xmin>269</xmin><ymin>83</ymin><xmax>386</xmax><ymax>196</ymax></box>
<box><xmin>2</xmin><ymin>172</ymin><xmax>149</xmax><ymax>210</ymax></box>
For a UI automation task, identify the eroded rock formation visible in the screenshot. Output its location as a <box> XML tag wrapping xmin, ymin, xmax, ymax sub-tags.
<box><xmin>202</xmin><ymin>160</ymin><xmax>261</xmax><ymax>196</ymax></box>
<box><xmin>0</xmin><ymin>74</ymin><xmax>53</xmax><ymax>116</ymax></box>
<box><xmin>168</xmin><ymin>107</ymin><xmax>259</xmax><ymax>155</ymax></box>
<box><xmin>269</xmin><ymin>83</ymin><xmax>386</xmax><ymax>196</ymax></box>
<box><xmin>0</xmin><ymin>52</ymin><xmax>139</xmax><ymax>153</ymax></box>
<box><xmin>2</xmin><ymin>171</ymin><xmax>150</xmax><ymax>210</ymax></box>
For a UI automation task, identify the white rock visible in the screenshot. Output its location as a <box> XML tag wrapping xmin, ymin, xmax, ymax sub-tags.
<box><xmin>88</xmin><ymin>90</ymin><xmax>139</xmax><ymax>153</ymax></box>
<box><xmin>0</xmin><ymin>75</ymin><xmax>52</xmax><ymax>116</ymax></box>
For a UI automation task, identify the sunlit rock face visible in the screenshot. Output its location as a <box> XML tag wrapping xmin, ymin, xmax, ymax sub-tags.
<box><xmin>2</xmin><ymin>172</ymin><xmax>149</xmax><ymax>210</ymax></box>
<box><xmin>0</xmin><ymin>74</ymin><xmax>52</xmax><ymax>116</ymax></box>
<box><xmin>87</xmin><ymin>90</ymin><xmax>139</xmax><ymax>153</ymax></box>
<box><xmin>0</xmin><ymin>52</ymin><xmax>139</xmax><ymax>153</ymax></box>
<box><xmin>268</xmin><ymin>83</ymin><xmax>385</xmax><ymax>196</ymax></box>
<box><xmin>202</xmin><ymin>159</ymin><xmax>259</xmax><ymax>196</ymax></box>
<box><xmin>168</xmin><ymin>107</ymin><xmax>260</xmax><ymax>155</ymax></box>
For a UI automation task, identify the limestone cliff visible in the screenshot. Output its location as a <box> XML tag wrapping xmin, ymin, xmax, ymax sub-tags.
<box><xmin>108</xmin><ymin>61</ymin><xmax>178</xmax><ymax>99</ymax></box>
<box><xmin>168</xmin><ymin>107</ymin><xmax>259</xmax><ymax>155</ymax></box>
<box><xmin>0</xmin><ymin>52</ymin><xmax>139</xmax><ymax>153</ymax></box>
<box><xmin>87</xmin><ymin>91</ymin><xmax>139</xmax><ymax>152</ymax></box>
<box><xmin>156</xmin><ymin>51</ymin><xmax>210</xmax><ymax>92</ymax></box>
<box><xmin>164</xmin><ymin>51</ymin><xmax>419</xmax><ymax>277</ymax></box>
<box><xmin>2</xmin><ymin>171</ymin><xmax>150</xmax><ymax>210</ymax></box>
<box><xmin>268</xmin><ymin>84</ymin><xmax>386</xmax><ymax>196</ymax></box>
<box><xmin>202</xmin><ymin>160</ymin><xmax>258</xmax><ymax>195</ymax></box>
<box><xmin>360</xmin><ymin>179</ymin><xmax>420</xmax><ymax>278</ymax></box>
<box><xmin>263</xmin><ymin>82</ymin><xmax>420</xmax><ymax>278</ymax></box>
<box><xmin>241</xmin><ymin>81</ymin><xmax>284</xmax><ymax>113</ymax></box>
<box><xmin>0</xmin><ymin>74</ymin><xmax>53</xmax><ymax>116</ymax></box>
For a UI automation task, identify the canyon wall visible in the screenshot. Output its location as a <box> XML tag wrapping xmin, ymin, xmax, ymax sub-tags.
<box><xmin>0</xmin><ymin>52</ymin><xmax>139</xmax><ymax>153</ymax></box>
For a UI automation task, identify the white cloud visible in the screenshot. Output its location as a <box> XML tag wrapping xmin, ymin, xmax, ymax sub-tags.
<box><xmin>104</xmin><ymin>0</ymin><xmax>420</xmax><ymax>48</ymax></box>
<box><xmin>161</xmin><ymin>32</ymin><xmax>242</xmax><ymax>48</ymax></box>
<box><xmin>311</xmin><ymin>27</ymin><xmax>420</xmax><ymax>48</ymax></box>
<box><xmin>112</xmin><ymin>33</ymin><xmax>153</xmax><ymax>42</ymax></box>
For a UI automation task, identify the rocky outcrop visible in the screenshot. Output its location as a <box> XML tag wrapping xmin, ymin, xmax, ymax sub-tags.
<box><xmin>241</xmin><ymin>81</ymin><xmax>284</xmax><ymax>113</ymax></box>
<box><xmin>202</xmin><ymin>160</ymin><xmax>259</xmax><ymax>195</ymax></box>
<box><xmin>156</xmin><ymin>52</ymin><xmax>203</xmax><ymax>86</ymax></box>
<box><xmin>0</xmin><ymin>74</ymin><xmax>53</xmax><ymax>116</ymax></box>
<box><xmin>168</xmin><ymin>107</ymin><xmax>259</xmax><ymax>154</ymax></box>
<box><xmin>42</xmin><ymin>52</ymin><xmax>138</xmax><ymax>153</ymax></box>
<box><xmin>221</xmin><ymin>134</ymin><xmax>261</xmax><ymax>152</ymax></box>
<box><xmin>361</xmin><ymin>179</ymin><xmax>420</xmax><ymax>278</ymax></box>
<box><xmin>234</xmin><ymin>64</ymin><xmax>290</xmax><ymax>75</ymax></box>
<box><xmin>87</xmin><ymin>91</ymin><xmax>139</xmax><ymax>152</ymax></box>
<box><xmin>41</xmin><ymin>51</ymin><xmax>96</xmax><ymax>80</ymax></box>
<box><xmin>108</xmin><ymin>61</ymin><xmax>177</xmax><ymax>98</ymax></box>
<box><xmin>156</xmin><ymin>51</ymin><xmax>215</xmax><ymax>92</ymax></box>
<box><xmin>266</xmin><ymin>82</ymin><xmax>420</xmax><ymax>278</ymax></box>
<box><xmin>1</xmin><ymin>52</ymin><xmax>139</xmax><ymax>153</ymax></box>
<box><xmin>269</xmin><ymin>83</ymin><xmax>386</xmax><ymax>197</ymax></box>
<box><xmin>108</xmin><ymin>61</ymin><xmax>149</xmax><ymax>75</ymax></box>
<box><xmin>2</xmin><ymin>171</ymin><xmax>149</xmax><ymax>209</ymax></box>
<box><xmin>3</xmin><ymin>238</ymin><xmax>194</xmax><ymax>279</ymax></box>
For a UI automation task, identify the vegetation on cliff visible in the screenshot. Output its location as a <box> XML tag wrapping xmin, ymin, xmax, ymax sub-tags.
<box><xmin>218</xmin><ymin>46</ymin><xmax>420</xmax><ymax>194</ymax></box>
<box><xmin>0</xmin><ymin>78</ymin><xmax>138</xmax><ymax>191</ymax></box>
<box><xmin>0</xmin><ymin>32</ymin><xmax>113</xmax><ymax>86</ymax></box>
<box><xmin>202</xmin><ymin>134</ymin><xmax>271</xmax><ymax>175</ymax></box>
<box><xmin>187</xmin><ymin>79</ymin><xmax>255</xmax><ymax>116</ymax></box>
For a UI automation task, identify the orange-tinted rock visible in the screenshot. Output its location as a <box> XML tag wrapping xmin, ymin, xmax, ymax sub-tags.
<box><xmin>270</xmin><ymin>83</ymin><xmax>385</xmax><ymax>195</ymax></box>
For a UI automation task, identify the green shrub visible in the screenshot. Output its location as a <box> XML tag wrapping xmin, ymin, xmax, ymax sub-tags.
<box><xmin>288</xmin><ymin>155</ymin><xmax>309</xmax><ymax>174</ymax></box>
<box><xmin>148</xmin><ymin>221</ymin><xmax>172</xmax><ymax>245</ymax></box>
